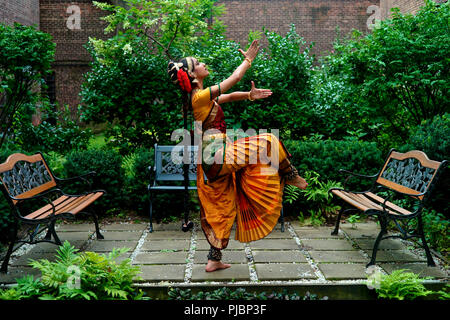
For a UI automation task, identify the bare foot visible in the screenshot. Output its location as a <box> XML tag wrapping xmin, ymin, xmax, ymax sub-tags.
<box><xmin>285</xmin><ymin>175</ymin><xmax>308</xmax><ymax>190</ymax></box>
<box><xmin>205</xmin><ymin>260</ymin><xmax>231</xmax><ymax>272</ymax></box>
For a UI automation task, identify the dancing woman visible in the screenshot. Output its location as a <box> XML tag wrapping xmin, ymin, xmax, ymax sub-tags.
<box><xmin>168</xmin><ymin>40</ymin><xmax>307</xmax><ymax>272</ymax></box>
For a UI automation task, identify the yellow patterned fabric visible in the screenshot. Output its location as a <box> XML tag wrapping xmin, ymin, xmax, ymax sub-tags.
<box><xmin>192</xmin><ymin>88</ymin><xmax>290</xmax><ymax>249</ymax></box>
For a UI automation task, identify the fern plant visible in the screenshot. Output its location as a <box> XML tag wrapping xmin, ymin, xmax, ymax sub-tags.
<box><xmin>374</xmin><ymin>269</ymin><xmax>434</xmax><ymax>300</ymax></box>
<box><xmin>299</xmin><ymin>171</ymin><xmax>342</xmax><ymax>224</ymax></box>
<box><xmin>0</xmin><ymin>241</ymin><xmax>148</xmax><ymax>300</ymax></box>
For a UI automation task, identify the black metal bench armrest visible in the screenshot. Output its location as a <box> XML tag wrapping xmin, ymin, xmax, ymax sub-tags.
<box><xmin>54</xmin><ymin>171</ymin><xmax>96</xmax><ymax>188</ymax></box>
<box><xmin>10</xmin><ymin>188</ymin><xmax>65</xmax><ymax>219</ymax></box>
<box><xmin>338</xmin><ymin>169</ymin><xmax>379</xmax><ymax>189</ymax></box>
<box><xmin>339</xmin><ymin>169</ymin><xmax>378</xmax><ymax>179</ymax></box>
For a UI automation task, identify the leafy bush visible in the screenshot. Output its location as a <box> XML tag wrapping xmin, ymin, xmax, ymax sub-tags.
<box><xmin>284</xmin><ymin>138</ymin><xmax>383</xmax><ymax>190</ymax></box>
<box><xmin>370</xmin><ymin>269</ymin><xmax>433</xmax><ymax>300</ymax></box>
<box><xmin>400</xmin><ymin>113</ymin><xmax>449</xmax><ymax>216</ymax></box>
<box><xmin>63</xmin><ymin>148</ymin><xmax>125</xmax><ymax>210</ymax></box>
<box><xmin>193</xmin><ymin>25</ymin><xmax>314</xmax><ymax>138</ymax></box>
<box><xmin>284</xmin><ymin>171</ymin><xmax>342</xmax><ymax>225</ymax></box>
<box><xmin>412</xmin><ymin>208</ymin><xmax>449</xmax><ymax>256</ymax></box>
<box><xmin>316</xmin><ymin>1</ymin><xmax>449</xmax><ymax>148</ymax></box>
<box><xmin>123</xmin><ymin>148</ymin><xmax>153</xmax><ymax>215</ymax></box>
<box><xmin>0</xmin><ymin>22</ymin><xmax>55</xmax><ymax>148</ymax></box>
<box><xmin>0</xmin><ymin>241</ymin><xmax>147</xmax><ymax>300</ymax></box>
<box><xmin>168</xmin><ymin>287</ymin><xmax>327</xmax><ymax>300</ymax></box>
<box><xmin>14</xmin><ymin>103</ymin><xmax>92</xmax><ymax>155</ymax></box>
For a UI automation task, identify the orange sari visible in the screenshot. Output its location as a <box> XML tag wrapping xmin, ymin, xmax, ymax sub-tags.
<box><xmin>192</xmin><ymin>88</ymin><xmax>291</xmax><ymax>249</ymax></box>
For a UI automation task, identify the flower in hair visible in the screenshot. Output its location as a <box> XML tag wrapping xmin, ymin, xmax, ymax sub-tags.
<box><xmin>177</xmin><ymin>69</ymin><xmax>192</xmax><ymax>93</ymax></box>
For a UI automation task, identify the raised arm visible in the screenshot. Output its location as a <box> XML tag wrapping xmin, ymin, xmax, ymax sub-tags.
<box><xmin>209</xmin><ymin>40</ymin><xmax>260</xmax><ymax>100</ymax></box>
<box><xmin>216</xmin><ymin>81</ymin><xmax>272</xmax><ymax>104</ymax></box>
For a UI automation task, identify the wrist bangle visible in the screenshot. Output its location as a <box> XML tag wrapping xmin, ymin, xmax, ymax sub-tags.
<box><xmin>248</xmin><ymin>91</ymin><xmax>255</xmax><ymax>101</ymax></box>
<box><xmin>244</xmin><ymin>58</ymin><xmax>252</xmax><ymax>67</ymax></box>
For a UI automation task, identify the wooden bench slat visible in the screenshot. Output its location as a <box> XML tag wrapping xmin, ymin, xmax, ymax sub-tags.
<box><xmin>62</xmin><ymin>192</ymin><xmax>103</xmax><ymax>215</ymax></box>
<box><xmin>24</xmin><ymin>192</ymin><xmax>104</xmax><ymax>220</ymax></box>
<box><xmin>331</xmin><ymin>190</ymin><xmax>372</xmax><ymax>212</ymax></box>
<box><xmin>24</xmin><ymin>195</ymin><xmax>72</xmax><ymax>219</ymax></box>
<box><xmin>365</xmin><ymin>192</ymin><xmax>412</xmax><ymax>215</ymax></box>
<box><xmin>331</xmin><ymin>190</ymin><xmax>412</xmax><ymax>216</ymax></box>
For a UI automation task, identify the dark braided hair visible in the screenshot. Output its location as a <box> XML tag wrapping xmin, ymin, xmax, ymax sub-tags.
<box><xmin>168</xmin><ymin>57</ymin><xmax>198</xmax><ymax>113</ymax></box>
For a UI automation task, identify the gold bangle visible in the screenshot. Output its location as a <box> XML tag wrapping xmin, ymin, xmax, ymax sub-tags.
<box><xmin>244</xmin><ymin>57</ymin><xmax>252</xmax><ymax>67</ymax></box>
<box><xmin>248</xmin><ymin>91</ymin><xmax>255</xmax><ymax>101</ymax></box>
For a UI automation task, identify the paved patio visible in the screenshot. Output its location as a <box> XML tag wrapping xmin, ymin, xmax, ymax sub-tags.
<box><xmin>0</xmin><ymin>220</ymin><xmax>448</xmax><ymax>298</ymax></box>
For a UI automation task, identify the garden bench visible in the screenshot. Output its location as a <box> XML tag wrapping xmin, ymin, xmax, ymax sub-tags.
<box><xmin>148</xmin><ymin>144</ymin><xmax>198</xmax><ymax>232</ymax></box>
<box><xmin>329</xmin><ymin>149</ymin><xmax>447</xmax><ymax>267</ymax></box>
<box><xmin>0</xmin><ymin>152</ymin><xmax>105</xmax><ymax>273</ymax></box>
<box><xmin>148</xmin><ymin>144</ymin><xmax>286</xmax><ymax>233</ymax></box>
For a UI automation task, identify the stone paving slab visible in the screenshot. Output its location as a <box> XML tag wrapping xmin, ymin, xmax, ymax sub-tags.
<box><xmin>293</xmin><ymin>226</ymin><xmax>344</xmax><ymax>239</ymax></box>
<box><xmin>140</xmin><ymin>240</ymin><xmax>190</xmax><ymax>251</ymax></box>
<box><xmin>86</xmin><ymin>240</ymin><xmax>138</xmax><ymax>252</ymax></box>
<box><xmin>365</xmin><ymin>250</ymin><xmax>426</xmax><ymax>263</ymax></box>
<box><xmin>56</xmin><ymin>223</ymin><xmax>95</xmax><ymax>232</ymax></box>
<box><xmin>145</xmin><ymin>231</ymin><xmax>191</xmax><ymax>240</ymax></box>
<box><xmin>11</xmin><ymin>251</ymin><xmax>58</xmax><ymax>266</ymax></box>
<box><xmin>191</xmin><ymin>264</ymin><xmax>250</xmax><ymax>282</ymax></box>
<box><xmin>99</xmin><ymin>231</ymin><xmax>143</xmax><ymax>241</ymax></box>
<box><xmin>24</xmin><ymin>240</ymin><xmax>86</xmax><ymax>253</ymax></box>
<box><xmin>137</xmin><ymin>265</ymin><xmax>186</xmax><ymax>282</ymax></box>
<box><xmin>381</xmin><ymin>263</ymin><xmax>448</xmax><ymax>279</ymax></box>
<box><xmin>301</xmin><ymin>239</ymin><xmax>355</xmax><ymax>251</ymax></box>
<box><xmin>133</xmin><ymin>251</ymin><xmax>188</xmax><ymax>265</ymax></box>
<box><xmin>263</xmin><ymin>230</ymin><xmax>292</xmax><ymax>239</ymax></box>
<box><xmin>53</xmin><ymin>231</ymin><xmax>94</xmax><ymax>241</ymax></box>
<box><xmin>340</xmin><ymin>223</ymin><xmax>380</xmax><ymax>238</ymax></box>
<box><xmin>354</xmin><ymin>238</ymin><xmax>405</xmax><ymax>250</ymax></box>
<box><xmin>252</xmin><ymin>250</ymin><xmax>307</xmax><ymax>263</ymax></box>
<box><xmin>248</xmin><ymin>239</ymin><xmax>299</xmax><ymax>250</ymax></box>
<box><xmin>309</xmin><ymin>250</ymin><xmax>367</xmax><ymax>263</ymax></box>
<box><xmin>150</xmin><ymin>222</ymin><xmax>183</xmax><ymax>231</ymax></box>
<box><xmin>255</xmin><ymin>263</ymin><xmax>316</xmax><ymax>280</ymax></box>
<box><xmin>193</xmin><ymin>250</ymin><xmax>248</xmax><ymax>264</ymax></box>
<box><xmin>101</xmin><ymin>223</ymin><xmax>148</xmax><ymax>231</ymax></box>
<box><xmin>195</xmin><ymin>239</ymin><xmax>245</xmax><ymax>250</ymax></box>
<box><xmin>318</xmin><ymin>263</ymin><xmax>368</xmax><ymax>280</ymax></box>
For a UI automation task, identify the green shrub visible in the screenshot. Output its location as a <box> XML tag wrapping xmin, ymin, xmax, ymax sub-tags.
<box><xmin>317</xmin><ymin>1</ymin><xmax>449</xmax><ymax>146</ymax></box>
<box><xmin>194</xmin><ymin>25</ymin><xmax>314</xmax><ymax>138</ymax></box>
<box><xmin>63</xmin><ymin>148</ymin><xmax>125</xmax><ymax>211</ymax></box>
<box><xmin>284</xmin><ymin>138</ymin><xmax>383</xmax><ymax>190</ymax></box>
<box><xmin>123</xmin><ymin>148</ymin><xmax>153</xmax><ymax>215</ymax></box>
<box><xmin>0</xmin><ymin>22</ymin><xmax>55</xmax><ymax>149</ymax></box>
<box><xmin>400</xmin><ymin>113</ymin><xmax>449</xmax><ymax>216</ymax></box>
<box><xmin>0</xmin><ymin>241</ymin><xmax>147</xmax><ymax>300</ymax></box>
<box><xmin>14</xmin><ymin>103</ymin><xmax>92</xmax><ymax>155</ymax></box>
<box><xmin>370</xmin><ymin>269</ymin><xmax>433</xmax><ymax>300</ymax></box>
<box><xmin>414</xmin><ymin>208</ymin><xmax>449</xmax><ymax>255</ymax></box>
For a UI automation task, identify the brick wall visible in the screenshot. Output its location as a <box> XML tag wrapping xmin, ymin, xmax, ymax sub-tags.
<box><xmin>39</xmin><ymin>0</ymin><xmax>110</xmax><ymax>113</ymax></box>
<box><xmin>216</xmin><ymin>0</ymin><xmax>377</xmax><ymax>56</ymax></box>
<box><xmin>0</xmin><ymin>0</ymin><xmax>40</xmax><ymax>27</ymax></box>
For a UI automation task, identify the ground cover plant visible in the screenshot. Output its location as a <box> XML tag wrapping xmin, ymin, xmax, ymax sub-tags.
<box><xmin>0</xmin><ymin>241</ymin><xmax>147</xmax><ymax>300</ymax></box>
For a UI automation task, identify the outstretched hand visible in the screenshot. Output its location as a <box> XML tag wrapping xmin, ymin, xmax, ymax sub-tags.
<box><xmin>238</xmin><ymin>39</ymin><xmax>259</xmax><ymax>62</ymax></box>
<box><xmin>249</xmin><ymin>81</ymin><xmax>272</xmax><ymax>100</ymax></box>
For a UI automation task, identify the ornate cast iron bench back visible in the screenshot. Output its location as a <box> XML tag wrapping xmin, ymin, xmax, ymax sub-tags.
<box><xmin>148</xmin><ymin>144</ymin><xmax>198</xmax><ymax>232</ymax></box>
<box><xmin>0</xmin><ymin>152</ymin><xmax>105</xmax><ymax>273</ymax></box>
<box><xmin>329</xmin><ymin>149</ymin><xmax>447</xmax><ymax>267</ymax></box>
